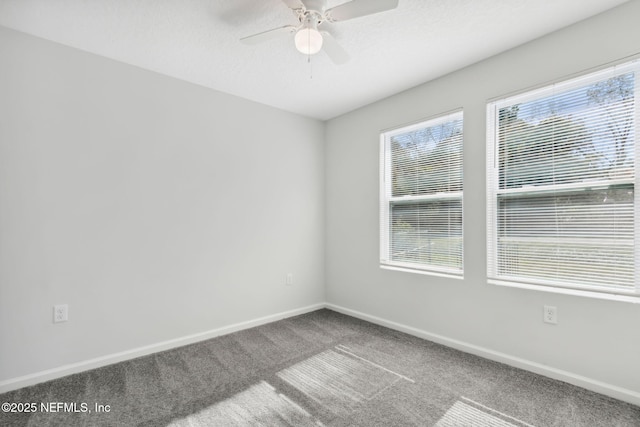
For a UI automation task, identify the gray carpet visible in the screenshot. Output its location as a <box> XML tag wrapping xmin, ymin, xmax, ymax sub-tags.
<box><xmin>1</xmin><ymin>309</ymin><xmax>639</xmax><ymax>426</ymax></box>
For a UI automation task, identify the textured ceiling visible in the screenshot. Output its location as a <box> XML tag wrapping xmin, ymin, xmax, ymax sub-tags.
<box><xmin>0</xmin><ymin>0</ymin><xmax>629</xmax><ymax>120</ymax></box>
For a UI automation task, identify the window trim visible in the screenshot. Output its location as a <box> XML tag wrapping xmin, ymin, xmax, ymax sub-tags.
<box><xmin>380</xmin><ymin>110</ymin><xmax>464</xmax><ymax>278</ymax></box>
<box><xmin>486</xmin><ymin>60</ymin><xmax>640</xmax><ymax>298</ymax></box>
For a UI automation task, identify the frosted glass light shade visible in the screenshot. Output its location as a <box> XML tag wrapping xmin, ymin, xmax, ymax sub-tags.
<box><xmin>294</xmin><ymin>28</ymin><xmax>323</xmax><ymax>55</ymax></box>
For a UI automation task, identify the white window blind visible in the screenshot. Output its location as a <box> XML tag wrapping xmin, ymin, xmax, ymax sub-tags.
<box><xmin>487</xmin><ymin>60</ymin><xmax>640</xmax><ymax>296</ymax></box>
<box><xmin>380</xmin><ymin>111</ymin><xmax>463</xmax><ymax>276</ymax></box>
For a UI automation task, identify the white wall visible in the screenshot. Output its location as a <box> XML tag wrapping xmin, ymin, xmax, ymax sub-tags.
<box><xmin>0</xmin><ymin>26</ymin><xmax>325</xmax><ymax>384</ymax></box>
<box><xmin>325</xmin><ymin>1</ymin><xmax>640</xmax><ymax>401</ymax></box>
<box><xmin>2</xmin><ymin>0</ymin><xmax>640</xmax><ymax>404</ymax></box>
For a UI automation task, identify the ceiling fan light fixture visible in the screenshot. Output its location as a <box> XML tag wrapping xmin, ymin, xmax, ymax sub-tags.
<box><xmin>241</xmin><ymin>0</ymin><xmax>401</xmax><ymax>63</ymax></box>
<box><xmin>294</xmin><ymin>27</ymin><xmax>323</xmax><ymax>55</ymax></box>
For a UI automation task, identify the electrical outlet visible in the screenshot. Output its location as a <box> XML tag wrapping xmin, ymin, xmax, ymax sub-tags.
<box><xmin>543</xmin><ymin>305</ymin><xmax>557</xmax><ymax>324</ymax></box>
<box><xmin>285</xmin><ymin>273</ymin><xmax>293</xmax><ymax>286</ymax></box>
<box><xmin>53</xmin><ymin>304</ymin><xmax>68</xmax><ymax>323</ymax></box>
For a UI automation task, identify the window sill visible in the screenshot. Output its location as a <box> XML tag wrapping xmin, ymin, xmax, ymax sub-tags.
<box><xmin>488</xmin><ymin>279</ymin><xmax>640</xmax><ymax>304</ymax></box>
<box><xmin>381</xmin><ymin>264</ymin><xmax>464</xmax><ymax>280</ymax></box>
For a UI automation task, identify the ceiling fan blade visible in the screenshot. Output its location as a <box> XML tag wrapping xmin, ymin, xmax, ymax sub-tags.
<box><xmin>281</xmin><ymin>0</ymin><xmax>305</xmax><ymax>9</ymax></box>
<box><xmin>326</xmin><ymin>0</ymin><xmax>399</xmax><ymax>22</ymax></box>
<box><xmin>240</xmin><ymin>26</ymin><xmax>297</xmax><ymax>45</ymax></box>
<box><xmin>320</xmin><ymin>32</ymin><xmax>350</xmax><ymax>65</ymax></box>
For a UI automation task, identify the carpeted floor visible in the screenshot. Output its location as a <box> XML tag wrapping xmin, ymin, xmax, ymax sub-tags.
<box><xmin>1</xmin><ymin>309</ymin><xmax>639</xmax><ymax>426</ymax></box>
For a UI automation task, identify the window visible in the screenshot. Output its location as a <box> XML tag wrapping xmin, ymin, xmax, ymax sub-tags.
<box><xmin>487</xmin><ymin>60</ymin><xmax>640</xmax><ymax>297</ymax></box>
<box><xmin>380</xmin><ymin>111</ymin><xmax>463</xmax><ymax>277</ymax></box>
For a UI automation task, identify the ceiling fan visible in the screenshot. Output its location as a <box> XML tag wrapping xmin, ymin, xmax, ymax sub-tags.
<box><xmin>240</xmin><ymin>0</ymin><xmax>399</xmax><ymax>64</ymax></box>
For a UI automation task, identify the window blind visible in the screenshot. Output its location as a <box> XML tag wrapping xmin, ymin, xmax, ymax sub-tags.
<box><xmin>381</xmin><ymin>111</ymin><xmax>463</xmax><ymax>276</ymax></box>
<box><xmin>487</xmin><ymin>60</ymin><xmax>640</xmax><ymax>295</ymax></box>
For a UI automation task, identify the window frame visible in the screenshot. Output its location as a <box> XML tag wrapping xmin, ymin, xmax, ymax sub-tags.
<box><xmin>380</xmin><ymin>110</ymin><xmax>464</xmax><ymax>278</ymax></box>
<box><xmin>486</xmin><ymin>60</ymin><xmax>640</xmax><ymax>298</ymax></box>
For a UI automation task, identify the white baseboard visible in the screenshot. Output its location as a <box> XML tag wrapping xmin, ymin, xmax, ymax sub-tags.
<box><xmin>3</xmin><ymin>301</ymin><xmax>639</xmax><ymax>408</ymax></box>
<box><xmin>325</xmin><ymin>303</ymin><xmax>640</xmax><ymax>407</ymax></box>
<box><xmin>0</xmin><ymin>303</ymin><xmax>325</xmax><ymax>394</ymax></box>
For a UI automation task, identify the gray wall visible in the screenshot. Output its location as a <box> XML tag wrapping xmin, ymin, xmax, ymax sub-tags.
<box><xmin>325</xmin><ymin>1</ymin><xmax>640</xmax><ymax>397</ymax></box>
<box><xmin>0</xmin><ymin>27</ymin><xmax>325</xmax><ymax>383</ymax></box>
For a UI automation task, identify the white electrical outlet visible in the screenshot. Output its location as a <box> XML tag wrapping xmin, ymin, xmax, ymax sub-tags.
<box><xmin>543</xmin><ymin>305</ymin><xmax>557</xmax><ymax>324</ymax></box>
<box><xmin>285</xmin><ymin>273</ymin><xmax>293</xmax><ymax>286</ymax></box>
<box><xmin>53</xmin><ymin>304</ymin><xmax>68</xmax><ymax>323</ymax></box>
